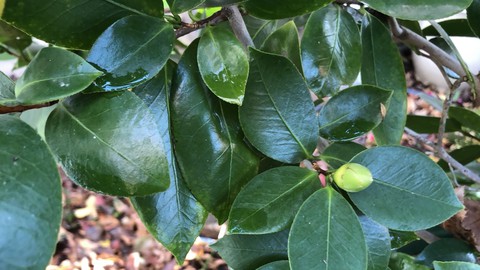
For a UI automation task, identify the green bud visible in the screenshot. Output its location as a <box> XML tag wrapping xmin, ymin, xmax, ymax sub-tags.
<box><xmin>333</xmin><ymin>163</ymin><xmax>373</xmax><ymax>192</ymax></box>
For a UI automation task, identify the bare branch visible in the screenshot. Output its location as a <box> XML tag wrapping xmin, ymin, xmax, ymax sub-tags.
<box><xmin>0</xmin><ymin>101</ymin><xmax>57</xmax><ymax>114</ymax></box>
<box><xmin>175</xmin><ymin>9</ymin><xmax>229</xmax><ymax>38</ymax></box>
<box><xmin>224</xmin><ymin>5</ymin><xmax>255</xmax><ymax>49</ymax></box>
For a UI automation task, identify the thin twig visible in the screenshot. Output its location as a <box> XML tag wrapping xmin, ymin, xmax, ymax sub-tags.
<box><xmin>0</xmin><ymin>101</ymin><xmax>57</xmax><ymax>114</ymax></box>
<box><xmin>224</xmin><ymin>5</ymin><xmax>255</xmax><ymax>49</ymax></box>
<box><xmin>405</xmin><ymin>127</ymin><xmax>480</xmax><ymax>183</ymax></box>
<box><xmin>175</xmin><ymin>9</ymin><xmax>228</xmax><ymax>38</ymax></box>
<box><xmin>416</xmin><ymin>230</ymin><xmax>440</xmax><ymax>244</ymax></box>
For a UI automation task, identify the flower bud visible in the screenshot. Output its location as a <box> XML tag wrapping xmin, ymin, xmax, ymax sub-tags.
<box><xmin>333</xmin><ymin>163</ymin><xmax>373</xmax><ymax>192</ymax></box>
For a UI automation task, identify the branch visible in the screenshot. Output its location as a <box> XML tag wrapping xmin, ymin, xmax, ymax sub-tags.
<box><xmin>405</xmin><ymin>128</ymin><xmax>480</xmax><ymax>183</ymax></box>
<box><xmin>175</xmin><ymin>9</ymin><xmax>229</xmax><ymax>38</ymax></box>
<box><xmin>0</xmin><ymin>101</ymin><xmax>57</xmax><ymax>114</ymax></box>
<box><xmin>224</xmin><ymin>6</ymin><xmax>255</xmax><ymax>49</ymax></box>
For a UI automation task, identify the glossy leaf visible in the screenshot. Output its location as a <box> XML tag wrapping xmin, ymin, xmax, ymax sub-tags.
<box><xmin>359</xmin><ymin>216</ymin><xmax>391</xmax><ymax>270</ymax></box>
<box><xmin>1</xmin><ymin>0</ymin><xmax>163</xmax><ymax>49</ymax></box>
<box><xmin>167</xmin><ymin>0</ymin><xmax>205</xmax><ymax>14</ymax></box>
<box><xmin>416</xmin><ymin>239</ymin><xmax>476</xmax><ymax>268</ymax></box>
<box><xmin>438</xmin><ymin>145</ymin><xmax>480</xmax><ymax>171</ymax></box>
<box><xmin>244</xmin><ymin>0</ymin><xmax>332</xmax><ymax>19</ymax></box>
<box><xmin>434</xmin><ymin>261</ymin><xmax>480</xmax><ymax>270</ymax></box>
<box><xmin>389</xmin><ymin>230</ymin><xmax>419</xmax><ymax>249</ymax></box>
<box><xmin>261</xmin><ymin>21</ymin><xmax>302</xmax><ymax>73</ymax></box>
<box><xmin>130</xmin><ymin>63</ymin><xmax>207</xmax><ymax>264</ymax></box>
<box><xmin>468</xmin><ymin>0</ymin><xmax>480</xmax><ymax>38</ymax></box>
<box><xmin>0</xmin><ymin>115</ymin><xmax>62</xmax><ymax>269</ymax></box>
<box><xmin>318</xmin><ymin>85</ymin><xmax>392</xmax><ymax>141</ymax></box>
<box><xmin>0</xmin><ymin>20</ymin><xmax>32</xmax><ymax>53</ymax></box>
<box><xmin>203</xmin><ymin>0</ymin><xmax>246</xmax><ymax>6</ymax></box>
<box><xmin>302</xmin><ymin>4</ymin><xmax>361</xmax><ymax>97</ymax></box>
<box><xmin>45</xmin><ymin>91</ymin><xmax>169</xmax><ymax>196</ymax></box>
<box><xmin>349</xmin><ymin>146</ymin><xmax>463</xmax><ymax>231</ymax></box>
<box><xmin>0</xmin><ymin>71</ymin><xmax>17</xmax><ymax>106</ymax></box>
<box><xmin>289</xmin><ymin>187</ymin><xmax>367</xmax><ymax>270</ymax></box>
<box><xmin>87</xmin><ymin>15</ymin><xmax>174</xmax><ymax>92</ymax></box>
<box><xmin>239</xmin><ymin>49</ymin><xmax>318</xmax><ymax>163</ymax></box>
<box><xmin>198</xmin><ymin>26</ymin><xmax>249</xmax><ymax>105</ymax></box>
<box><xmin>389</xmin><ymin>252</ymin><xmax>430</xmax><ymax>270</ymax></box>
<box><xmin>245</xmin><ymin>16</ymin><xmax>282</xmax><ymax>48</ymax></box>
<box><xmin>15</xmin><ymin>47</ymin><xmax>102</xmax><ymax>104</ymax></box>
<box><xmin>257</xmin><ymin>260</ymin><xmax>290</xmax><ymax>270</ymax></box>
<box><xmin>448</xmin><ymin>106</ymin><xmax>480</xmax><ymax>133</ymax></box>
<box><xmin>20</xmin><ymin>105</ymin><xmax>57</xmax><ymax>141</ymax></box>
<box><xmin>229</xmin><ymin>167</ymin><xmax>321</xmax><ymax>234</ymax></box>
<box><xmin>423</xmin><ymin>19</ymin><xmax>476</xmax><ymax>37</ymax></box>
<box><xmin>362</xmin><ymin>14</ymin><xmax>407</xmax><ymax>145</ymax></box>
<box><xmin>362</xmin><ymin>0</ymin><xmax>473</xmax><ymax>20</ymax></box>
<box><xmin>172</xmin><ymin>40</ymin><xmax>259</xmax><ymax>223</ymax></box>
<box><xmin>320</xmin><ymin>142</ymin><xmax>366</xmax><ymax>169</ymax></box>
<box><xmin>406</xmin><ymin>115</ymin><xmax>461</xmax><ymax>134</ymax></box>
<box><xmin>211</xmin><ymin>230</ymin><xmax>289</xmax><ymax>270</ymax></box>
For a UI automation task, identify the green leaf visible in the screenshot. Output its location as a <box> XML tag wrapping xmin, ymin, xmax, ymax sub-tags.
<box><xmin>87</xmin><ymin>15</ymin><xmax>174</xmax><ymax>92</ymax></box>
<box><xmin>45</xmin><ymin>91</ymin><xmax>169</xmax><ymax>196</ymax></box>
<box><xmin>229</xmin><ymin>166</ymin><xmax>321</xmax><ymax>234</ymax></box>
<box><xmin>359</xmin><ymin>216</ymin><xmax>391</xmax><ymax>270</ymax></box>
<box><xmin>172</xmin><ymin>40</ymin><xmax>259</xmax><ymax>223</ymax></box>
<box><xmin>320</xmin><ymin>142</ymin><xmax>366</xmax><ymax>169</ymax></box>
<box><xmin>389</xmin><ymin>252</ymin><xmax>430</xmax><ymax>270</ymax></box>
<box><xmin>211</xmin><ymin>230</ymin><xmax>289</xmax><ymax>270</ymax></box>
<box><xmin>416</xmin><ymin>239</ymin><xmax>476</xmax><ymax>268</ymax></box>
<box><xmin>389</xmin><ymin>230</ymin><xmax>419</xmax><ymax>249</ymax></box>
<box><xmin>167</xmin><ymin>0</ymin><xmax>205</xmax><ymax>14</ymax></box>
<box><xmin>434</xmin><ymin>261</ymin><xmax>480</xmax><ymax>270</ymax></box>
<box><xmin>423</xmin><ymin>19</ymin><xmax>476</xmax><ymax>37</ymax></box>
<box><xmin>130</xmin><ymin>63</ymin><xmax>207</xmax><ymax>264</ymax></box>
<box><xmin>448</xmin><ymin>106</ymin><xmax>480</xmax><ymax>133</ymax></box>
<box><xmin>261</xmin><ymin>21</ymin><xmax>303</xmax><ymax>73</ymax></box>
<box><xmin>289</xmin><ymin>187</ymin><xmax>368</xmax><ymax>270</ymax></box>
<box><xmin>438</xmin><ymin>145</ymin><xmax>480</xmax><ymax>170</ymax></box>
<box><xmin>468</xmin><ymin>0</ymin><xmax>480</xmax><ymax>38</ymax></box>
<box><xmin>349</xmin><ymin>146</ymin><xmax>463</xmax><ymax>231</ymax></box>
<box><xmin>203</xmin><ymin>0</ymin><xmax>246</xmax><ymax>6</ymax></box>
<box><xmin>0</xmin><ymin>115</ymin><xmax>62</xmax><ymax>269</ymax></box>
<box><xmin>318</xmin><ymin>85</ymin><xmax>392</xmax><ymax>141</ymax></box>
<box><xmin>245</xmin><ymin>16</ymin><xmax>282</xmax><ymax>48</ymax></box>
<box><xmin>362</xmin><ymin>14</ymin><xmax>407</xmax><ymax>145</ymax></box>
<box><xmin>0</xmin><ymin>20</ymin><xmax>32</xmax><ymax>53</ymax></box>
<box><xmin>1</xmin><ymin>0</ymin><xmax>163</xmax><ymax>49</ymax></box>
<box><xmin>14</xmin><ymin>47</ymin><xmax>102</xmax><ymax>104</ymax></box>
<box><xmin>301</xmin><ymin>4</ymin><xmax>361</xmax><ymax>97</ymax></box>
<box><xmin>361</xmin><ymin>0</ymin><xmax>473</xmax><ymax>20</ymax></box>
<box><xmin>20</xmin><ymin>105</ymin><xmax>57</xmax><ymax>141</ymax></box>
<box><xmin>406</xmin><ymin>115</ymin><xmax>462</xmax><ymax>134</ymax></box>
<box><xmin>244</xmin><ymin>0</ymin><xmax>332</xmax><ymax>19</ymax></box>
<box><xmin>0</xmin><ymin>71</ymin><xmax>18</xmax><ymax>106</ymax></box>
<box><xmin>198</xmin><ymin>26</ymin><xmax>249</xmax><ymax>105</ymax></box>
<box><xmin>257</xmin><ymin>260</ymin><xmax>290</xmax><ymax>270</ymax></box>
<box><xmin>239</xmin><ymin>48</ymin><xmax>318</xmax><ymax>163</ymax></box>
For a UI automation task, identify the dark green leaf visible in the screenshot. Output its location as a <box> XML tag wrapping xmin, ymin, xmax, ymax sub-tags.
<box><xmin>302</xmin><ymin>4</ymin><xmax>361</xmax><ymax>97</ymax></box>
<box><xmin>434</xmin><ymin>261</ymin><xmax>480</xmax><ymax>270</ymax></box>
<box><xmin>239</xmin><ymin>48</ymin><xmax>318</xmax><ymax>163</ymax></box>
<box><xmin>1</xmin><ymin>0</ymin><xmax>163</xmax><ymax>49</ymax></box>
<box><xmin>389</xmin><ymin>252</ymin><xmax>430</xmax><ymax>270</ymax></box>
<box><xmin>289</xmin><ymin>187</ymin><xmax>367</xmax><ymax>270</ymax></box>
<box><xmin>45</xmin><ymin>91</ymin><xmax>169</xmax><ymax>196</ymax></box>
<box><xmin>0</xmin><ymin>20</ymin><xmax>32</xmax><ymax>53</ymax></box>
<box><xmin>0</xmin><ymin>71</ymin><xmax>17</xmax><ymax>106</ymax></box>
<box><xmin>172</xmin><ymin>40</ymin><xmax>259</xmax><ymax>223</ymax></box>
<box><xmin>20</xmin><ymin>105</ymin><xmax>57</xmax><ymax>141</ymax></box>
<box><xmin>362</xmin><ymin>14</ymin><xmax>407</xmax><ymax>145</ymax></box>
<box><xmin>15</xmin><ymin>47</ymin><xmax>102</xmax><ymax>104</ymax></box>
<box><xmin>245</xmin><ymin>16</ymin><xmax>281</xmax><ymax>48</ymax></box>
<box><xmin>229</xmin><ymin>166</ymin><xmax>321</xmax><ymax>234</ymax></box>
<box><xmin>359</xmin><ymin>216</ymin><xmax>391</xmax><ymax>270</ymax></box>
<box><xmin>203</xmin><ymin>0</ymin><xmax>246</xmax><ymax>7</ymax></box>
<box><xmin>318</xmin><ymin>85</ymin><xmax>392</xmax><ymax>141</ymax></box>
<box><xmin>350</xmin><ymin>146</ymin><xmax>463</xmax><ymax>231</ymax></box>
<box><xmin>244</xmin><ymin>0</ymin><xmax>332</xmax><ymax>19</ymax></box>
<box><xmin>416</xmin><ymin>239</ymin><xmax>476</xmax><ymax>268</ymax></box>
<box><xmin>87</xmin><ymin>15</ymin><xmax>174</xmax><ymax>92</ymax></box>
<box><xmin>130</xmin><ymin>62</ymin><xmax>207</xmax><ymax>264</ymax></box>
<box><xmin>468</xmin><ymin>0</ymin><xmax>480</xmax><ymax>38</ymax></box>
<box><xmin>389</xmin><ymin>230</ymin><xmax>419</xmax><ymax>249</ymax></box>
<box><xmin>320</xmin><ymin>142</ymin><xmax>366</xmax><ymax>169</ymax></box>
<box><xmin>423</xmin><ymin>19</ymin><xmax>476</xmax><ymax>37</ymax></box>
<box><xmin>212</xmin><ymin>230</ymin><xmax>289</xmax><ymax>270</ymax></box>
<box><xmin>406</xmin><ymin>115</ymin><xmax>462</xmax><ymax>134</ymax></box>
<box><xmin>257</xmin><ymin>261</ymin><xmax>290</xmax><ymax>270</ymax></box>
<box><xmin>167</xmin><ymin>0</ymin><xmax>205</xmax><ymax>14</ymax></box>
<box><xmin>0</xmin><ymin>115</ymin><xmax>62</xmax><ymax>269</ymax></box>
<box><xmin>261</xmin><ymin>21</ymin><xmax>302</xmax><ymax>73</ymax></box>
<box><xmin>198</xmin><ymin>26</ymin><xmax>249</xmax><ymax>105</ymax></box>
<box><xmin>438</xmin><ymin>145</ymin><xmax>480</xmax><ymax>170</ymax></box>
<box><xmin>448</xmin><ymin>106</ymin><xmax>480</xmax><ymax>133</ymax></box>
<box><xmin>362</xmin><ymin>0</ymin><xmax>473</xmax><ymax>20</ymax></box>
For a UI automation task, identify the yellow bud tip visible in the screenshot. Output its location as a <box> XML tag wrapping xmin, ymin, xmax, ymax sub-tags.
<box><xmin>333</xmin><ymin>163</ymin><xmax>373</xmax><ymax>192</ymax></box>
<box><xmin>0</xmin><ymin>0</ymin><xmax>4</xmax><ymax>17</ymax></box>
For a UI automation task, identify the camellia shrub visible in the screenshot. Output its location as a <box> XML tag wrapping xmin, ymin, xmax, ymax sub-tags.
<box><xmin>1</xmin><ymin>0</ymin><xmax>480</xmax><ymax>269</ymax></box>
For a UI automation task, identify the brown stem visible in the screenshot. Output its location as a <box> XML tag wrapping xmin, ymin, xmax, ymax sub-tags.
<box><xmin>0</xmin><ymin>101</ymin><xmax>57</xmax><ymax>114</ymax></box>
<box><xmin>175</xmin><ymin>9</ymin><xmax>231</xmax><ymax>38</ymax></box>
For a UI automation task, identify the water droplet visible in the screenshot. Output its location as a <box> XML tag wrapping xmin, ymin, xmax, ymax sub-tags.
<box><xmin>93</xmin><ymin>136</ymin><xmax>97</xmax><ymax>139</ymax></box>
